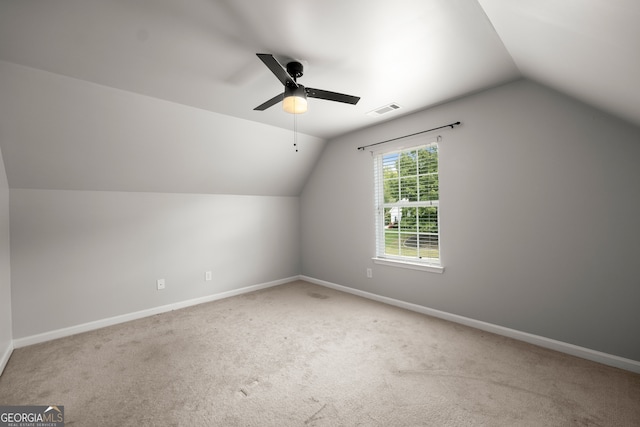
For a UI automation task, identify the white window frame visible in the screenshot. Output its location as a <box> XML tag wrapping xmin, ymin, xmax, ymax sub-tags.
<box><xmin>372</xmin><ymin>139</ymin><xmax>444</xmax><ymax>274</ymax></box>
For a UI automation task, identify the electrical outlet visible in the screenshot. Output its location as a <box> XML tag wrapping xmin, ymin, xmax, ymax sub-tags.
<box><xmin>366</xmin><ymin>268</ymin><xmax>373</xmax><ymax>279</ymax></box>
<box><xmin>205</xmin><ymin>271</ymin><xmax>212</xmax><ymax>281</ymax></box>
<box><xmin>157</xmin><ymin>279</ymin><xmax>165</xmax><ymax>290</ymax></box>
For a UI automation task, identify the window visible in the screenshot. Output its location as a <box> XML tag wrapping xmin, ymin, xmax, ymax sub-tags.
<box><xmin>374</xmin><ymin>141</ymin><xmax>442</xmax><ymax>272</ymax></box>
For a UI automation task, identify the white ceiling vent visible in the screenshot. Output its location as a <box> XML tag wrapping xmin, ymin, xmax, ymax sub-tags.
<box><xmin>366</xmin><ymin>103</ymin><xmax>401</xmax><ymax>117</ymax></box>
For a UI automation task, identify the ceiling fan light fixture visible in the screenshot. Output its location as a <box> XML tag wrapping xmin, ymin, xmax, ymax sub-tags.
<box><xmin>283</xmin><ymin>84</ymin><xmax>307</xmax><ymax>114</ymax></box>
<box><xmin>254</xmin><ymin>54</ymin><xmax>359</xmax><ymax>113</ymax></box>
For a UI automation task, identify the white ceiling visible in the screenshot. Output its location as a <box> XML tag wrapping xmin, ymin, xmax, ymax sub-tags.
<box><xmin>0</xmin><ymin>0</ymin><xmax>521</xmax><ymax>139</ymax></box>
<box><xmin>0</xmin><ymin>0</ymin><xmax>638</xmax><ymax>195</ymax></box>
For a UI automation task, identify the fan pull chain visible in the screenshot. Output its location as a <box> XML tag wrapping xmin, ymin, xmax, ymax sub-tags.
<box><xmin>293</xmin><ymin>113</ymin><xmax>299</xmax><ymax>152</ymax></box>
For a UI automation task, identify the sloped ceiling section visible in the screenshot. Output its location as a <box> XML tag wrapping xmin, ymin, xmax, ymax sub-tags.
<box><xmin>0</xmin><ymin>0</ymin><xmax>520</xmax><ymax>139</ymax></box>
<box><xmin>0</xmin><ymin>61</ymin><xmax>324</xmax><ymax>196</ymax></box>
<box><xmin>0</xmin><ymin>0</ymin><xmax>638</xmax><ymax>195</ymax></box>
<box><xmin>0</xmin><ymin>0</ymin><xmax>522</xmax><ymax>195</ymax></box>
<box><xmin>478</xmin><ymin>0</ymin><xmax>640</xmax><ymax>127</ymax></box>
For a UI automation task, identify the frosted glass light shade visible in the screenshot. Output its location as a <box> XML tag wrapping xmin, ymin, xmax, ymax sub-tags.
<box><xmin>283</xmin><ymin>85</ymin><xmax>307</xmax><ymax>114</ymax></box>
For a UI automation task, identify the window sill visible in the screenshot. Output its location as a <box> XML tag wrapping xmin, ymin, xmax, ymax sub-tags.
<box><xmin>372</xmin><ymin>257</ymin><xmax>444</xmax><ymax>274</ymax></box>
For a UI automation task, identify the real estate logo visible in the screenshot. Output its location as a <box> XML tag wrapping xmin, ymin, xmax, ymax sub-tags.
<box><xmin>0</xmin><ymin>405</ymin><xmax>64</xmax><ymax>427</ymax></box>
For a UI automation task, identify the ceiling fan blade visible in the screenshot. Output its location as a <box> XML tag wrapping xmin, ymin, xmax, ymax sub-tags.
<box><xmin>306</xmin><ymin>88</ymin><xmax>360</xmax><ymax>105</ymax></box>
<box><xmin>254</xmin><ymin>92</ymin><xmax>284</xmax><ymax>111</ymax></box>
<box><xmin>256</xmin><ymin>53</ymin><xmax>298</xmax><ymax>88</ymax></box>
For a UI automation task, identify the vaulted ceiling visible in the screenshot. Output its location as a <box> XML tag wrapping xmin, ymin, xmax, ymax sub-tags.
<box><xmin>1</xmin><ymin>0</ymin><xmax>638</xmax><ymax>195</ymax></box>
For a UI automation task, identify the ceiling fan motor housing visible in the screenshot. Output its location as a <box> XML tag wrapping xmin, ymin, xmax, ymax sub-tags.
<box><xmin>286</xmin><ymin>61</ymin><xmax>304</xmax><ymax>81</ymax></box>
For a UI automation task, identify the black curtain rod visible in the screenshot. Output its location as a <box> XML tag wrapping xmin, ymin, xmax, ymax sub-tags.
<box><xmin>357</xmin><ymin>121</ymin><xmax>461</xmax><ymax>151</ymax></box>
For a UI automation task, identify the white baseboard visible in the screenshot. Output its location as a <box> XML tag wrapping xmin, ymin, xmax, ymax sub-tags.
<box><xmin>300</xmin><ymin>275</ymin><xmax>640</xmax><ymax>374</ymax></box>
<box><xmin>13</xmin><ymin>276</ymin><xmax>296</xmax><ymax>349</ymax></box>
<box><xmin>0</xmin><ymin>341</ymin><xmax>13</xmax><ymax>376</ymax></box>
<box><xmin>12</xmin><ymin>274</ymin><xmax>639</xmax><ymax>374</ymax></box>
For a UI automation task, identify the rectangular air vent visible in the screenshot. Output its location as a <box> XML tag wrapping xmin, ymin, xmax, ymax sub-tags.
<box><xmin>366</xmin><ymin>103</ymin><xmax>401</xmax><ymax>117</ymax></box>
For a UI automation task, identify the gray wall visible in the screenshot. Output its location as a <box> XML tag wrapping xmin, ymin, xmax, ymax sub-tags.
<box><xmin>0</xmin><ymin>148</ymin><xmax>11</xmax><ymax>362</ymax></box>
<box><xmin>301</xmin><ymin>79</ymin><xmax>640</xmax><ymax>361</ymax></box>
<box><xmin>10</xmin><ymin>189</ymin><xmax>299</xmax><ymax>339</ymax></box>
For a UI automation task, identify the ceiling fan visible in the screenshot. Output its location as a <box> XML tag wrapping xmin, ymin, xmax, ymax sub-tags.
<box><xmin>253</xmin><ymin>53</ymin><xmax>360</xmax><ymax>114</ymax></box>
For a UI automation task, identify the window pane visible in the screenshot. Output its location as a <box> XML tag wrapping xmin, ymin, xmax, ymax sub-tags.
<box><xmin>384</xmin><ymin>178</ymin><xmax>399</xmax><ymax>203</ymax></box>
<box><xmin>399</xmin><ymin>177</ymin><xmax>417</xmax><ymax>201</ymax></box>
<box><xmin>382</xmin><ymin>153</ymin><xmax>398</xmax><ymax>172</ymax></box>
<box><xmin>415</xmin><ymin>206</ymin><xmax>439</xmax><ymax>260</ymax></box>
<box><xmin>398</xmin><ymin>151</ymin><xmax>417</xmax><ymax>176</ymax></box>
<box><xmin>418</xmin><ymin>238</ymin><xmax>439</xmax><ymax>259</ymax></box>
<box><xmin>418</xmin><ymin>146</ymin><xmax>438</xmax><ymax>174</ymax></box>
<box><xmin>418</xmin><ymin>174</ymin><xmax>439</xmax><ymax>201</ymax></box>
<box><xmin>399</xmin><ymin>207</ymin><xmax>416</xmax><ymax>231</ymax></box>
<box><xmin>418</xmin><ymin>206</ymin><xmax>438</xmax><ymax>233</ymax></box>
<box><xmin>399</xmin><ymin>232</ymin><xmax>419</xmax><ymax>257</ymax></box>
<box><xmin>384</xmin><ymin>207</ymin><xmax>399</xmax><ymax>228</ymax></box>
<box><xmin>384</xmin><ymin>229</ymin><xmax>400</xmax><ymax>255</ymax></box>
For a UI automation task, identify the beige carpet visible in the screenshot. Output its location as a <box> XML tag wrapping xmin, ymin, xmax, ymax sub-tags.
<box><xmin>1</xmin><ymin>280</ymin><xmax>639</xmax><ymax>426</ymax></box>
